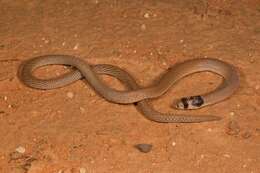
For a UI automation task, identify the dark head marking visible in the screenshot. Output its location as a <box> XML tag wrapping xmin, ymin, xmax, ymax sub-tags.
<box><xmin>181</xmin><ymin>97</ymin><xmax>189</xmax><ymax>109</ymax></box>
<box><xmin>190</xmin><ymin>96</ymin><xmax>204</xmax><ymax>107</ymax></box>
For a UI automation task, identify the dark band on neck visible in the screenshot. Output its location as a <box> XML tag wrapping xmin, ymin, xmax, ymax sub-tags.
<box><xmin>181</xmin><ymin>97</ymin><xmax>189</xmax><ymax>109</ymax></box>
<box><xmin>191</xmin><ymin>96</ymin><xmax>204</xmax><ymax>107</ymax></box>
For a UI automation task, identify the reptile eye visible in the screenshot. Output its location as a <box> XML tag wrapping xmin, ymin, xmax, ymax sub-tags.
<box><xmin>191</xmin><ymin>96</ymin><xmax>204</xmax><ymax>107</ymax></box>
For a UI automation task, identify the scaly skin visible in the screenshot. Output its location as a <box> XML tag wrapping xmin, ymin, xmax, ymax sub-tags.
<box><xmin>18</xmin><ymin>55</ymin><xmax>239</xmax><ymax>123</ymax></box>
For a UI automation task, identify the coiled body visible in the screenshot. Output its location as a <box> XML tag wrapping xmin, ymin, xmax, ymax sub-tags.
<box><xmin>18</xmin><ymin>55</ymin><xmax>239</xmax><ymax>123</ymax></box>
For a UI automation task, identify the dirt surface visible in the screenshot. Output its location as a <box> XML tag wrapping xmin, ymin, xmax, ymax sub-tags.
<box><xmin>0</xmin><ymin>0</ymin><xmax>260</xmax><ymax>172</ymax></box>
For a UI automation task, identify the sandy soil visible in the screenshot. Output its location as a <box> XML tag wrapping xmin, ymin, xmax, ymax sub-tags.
<box><xmin>0</xmin><ymin>0</ymin><xmax>260</xmax><ymax>172</ymax></box>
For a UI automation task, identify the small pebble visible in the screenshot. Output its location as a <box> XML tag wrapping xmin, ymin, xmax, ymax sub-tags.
<box><xmin>134</xmin><ymin>144</ymin><xmax>153</xmax><ymax>153</ymax></box>
<box><xmin>249</xmin><ymin>57</ymin><xmax>255</xmax><ymax>63</ymax></box>
<box><xmin>162</xmin><ymin>62</ymin><xmax>167</xmax><ymax>66</ymax></box>
<box><xmin>79</xmin><ymin>107</ymin><xmax>85</xmax><ymax>113</ymax></box>
<box><xmin>4</xmin><ymin>96</ymin><xmax>7</xmax><ymax>101</ymax></box>
<box><xmin>141</xmin><ymin>24</ymin><xmax>146</xmax><ymax>31</ymax></box>
<box><xmin>73</xmin><ymin>43</ymin><xmax>79</xmax><ymax>50</ymax></box>
<box><xmin>255</xmin><ymin>85</ymin><xmax>260</xmax><ymax>90</ymax></box>
<box><xmin>44</xmin><ymin>39</ymin><xmax>49</xmax><ymax>44</ymax></box>
<box><xmin>229</xmin><ymin>112</ymin><xmax>235</xmax><ymax>116</ymax></box>
<box><xmin>79</xmin><ymin>167</ymin><xmax>87</xmax><ymax>173</ymax></box>
<box><xmin>223</xmin><ymin>154</ymin><xmax>231</xmax><ymax>158</ymax></box>
<box><xmin>15</xmin><ymin>146</ymin><xmax>26</xmax><ymax>154</ymax></box>
<box><xmin>207</xmin><ymin>128</ymin><xmax>212</xmax><ymax>132</ymax></box>
<box><xmin>144</xmin><ymin>13</ymin><xmax>150</xmax><ymax>18</ymax></box>
<box><xmin>226</xmin><ymin>120</ymin><xmax>240</xmax><ymax>136</ymax></box>
<box><xmin>67</xmin><ymin>92</ymin><xmax>74</xmax><ymax>99</ymax></box>
<box><xmin>172</xmin><ymin>142</ymin><xmax>176</xmax><ymax>146</ymax></box>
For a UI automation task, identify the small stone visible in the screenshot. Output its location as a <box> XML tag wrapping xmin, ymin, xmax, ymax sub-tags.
<box><xmin>180</xmin><ymin>39</ymin><xmax>184</xmax><ymax>43</ymax></box>
<box><xmin>144</xmin><ymin>13</ymin><xmax>150</xmax><ymax>18</ymax></box>
<box><xmin>79</xmin><ymin>167</ymin><xmax>87</xmax><ymax>173</ymax></box>
<box><xmin>249</xmin><ymin>57</ymin><xmax>255</xmax><ymax>63</ymax></box>
<box><xmin>73</xmin><ymin>43</ymin><xmax>79</xmax><ymax>50</ymax></box>
<box><xmin>134</xmin><ymin>144</ymin><xmax>153</xmax><ymax>153</ymax></box>
<box><xmin>172</xmin><ymin>142</ymin><xmax>176</xmax><ymax>146</ymax></box>
<box><xmin>255</xmin><ymin>85</ymin><xmax>260</xmax><ymax>90</ymax></box>
<box><xmin>67</xmin><ymin>92</ymin><xmax>74</xmax><ymax>99</ymax></box>
<box><xmin>223</xmin><ymin>154</ymin><xmax>231</xmax><ymax>158</ymax></box>
<box><xmin>207</xmin><ymin>128</ymin><xmax>212</xmax><ymax>132</ymax></box>
<box><xmin>226</xmin><ymin>120</ymin><xmax>240</xmax><ymax>136</ymax></box>
<box><xmin>4</xmin><ymin>96</ymin><xmax>7</xmax><ymax>101</ymax></box>
<box><xmin>57</xmin><ymin>170</ymin><xmax>63</xmax><ymax>173</ymax></box>
<box><xmin>80</xmin><ymin>107</ymin><xmax>85</xmax><ymax>113</ymax></box>
<box><xmin>55</xmin><ymin>72</ymin><xmax>61</xmax><ymax>76</ymax></box>
<box><xmin>62</xmin><ymin>42</ymin><xmax>66</xmax><ymax>46</ymax></box>
<box><xmin>15</xmin><ymin>146</ymin><xmax>25</xmax><ymax>154</ymax></box>
<box><xmin>229</xmin><ymin>112</ymin><xmax>235</xmax><ymax>116</ymax></box>
<box><xmin>141</xmin><ymin>24</ymin><xmax>146</xmax><ymax>31</ymax></box>
<box><xmin>162</xmin><ymin>62</ymin><xmax>167</xmax><ymax>66</ymax></box>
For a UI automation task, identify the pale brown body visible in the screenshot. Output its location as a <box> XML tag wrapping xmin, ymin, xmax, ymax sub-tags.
<box><xmin>18</xmin><ymin>55</ymin><xmax>239</xmax><ymax>123</ymax></box>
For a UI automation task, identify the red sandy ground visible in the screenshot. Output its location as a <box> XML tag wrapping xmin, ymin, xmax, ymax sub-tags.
<box><xmin>0</xmin><ymin>0</ymin><xmax>260</xmax><ymax>172</ymax></box>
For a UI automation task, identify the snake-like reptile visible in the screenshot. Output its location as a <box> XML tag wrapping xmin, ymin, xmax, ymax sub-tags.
<box><xmin>18</xmin><ymin>55</ymin><xmax>239</xmax><ymax>123</ymax></box>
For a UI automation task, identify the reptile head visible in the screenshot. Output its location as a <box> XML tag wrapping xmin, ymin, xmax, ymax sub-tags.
<box><xmin>175</xmin><ymin>95</ymin><xmax>204</xmax><ymax>110</ymax></box>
